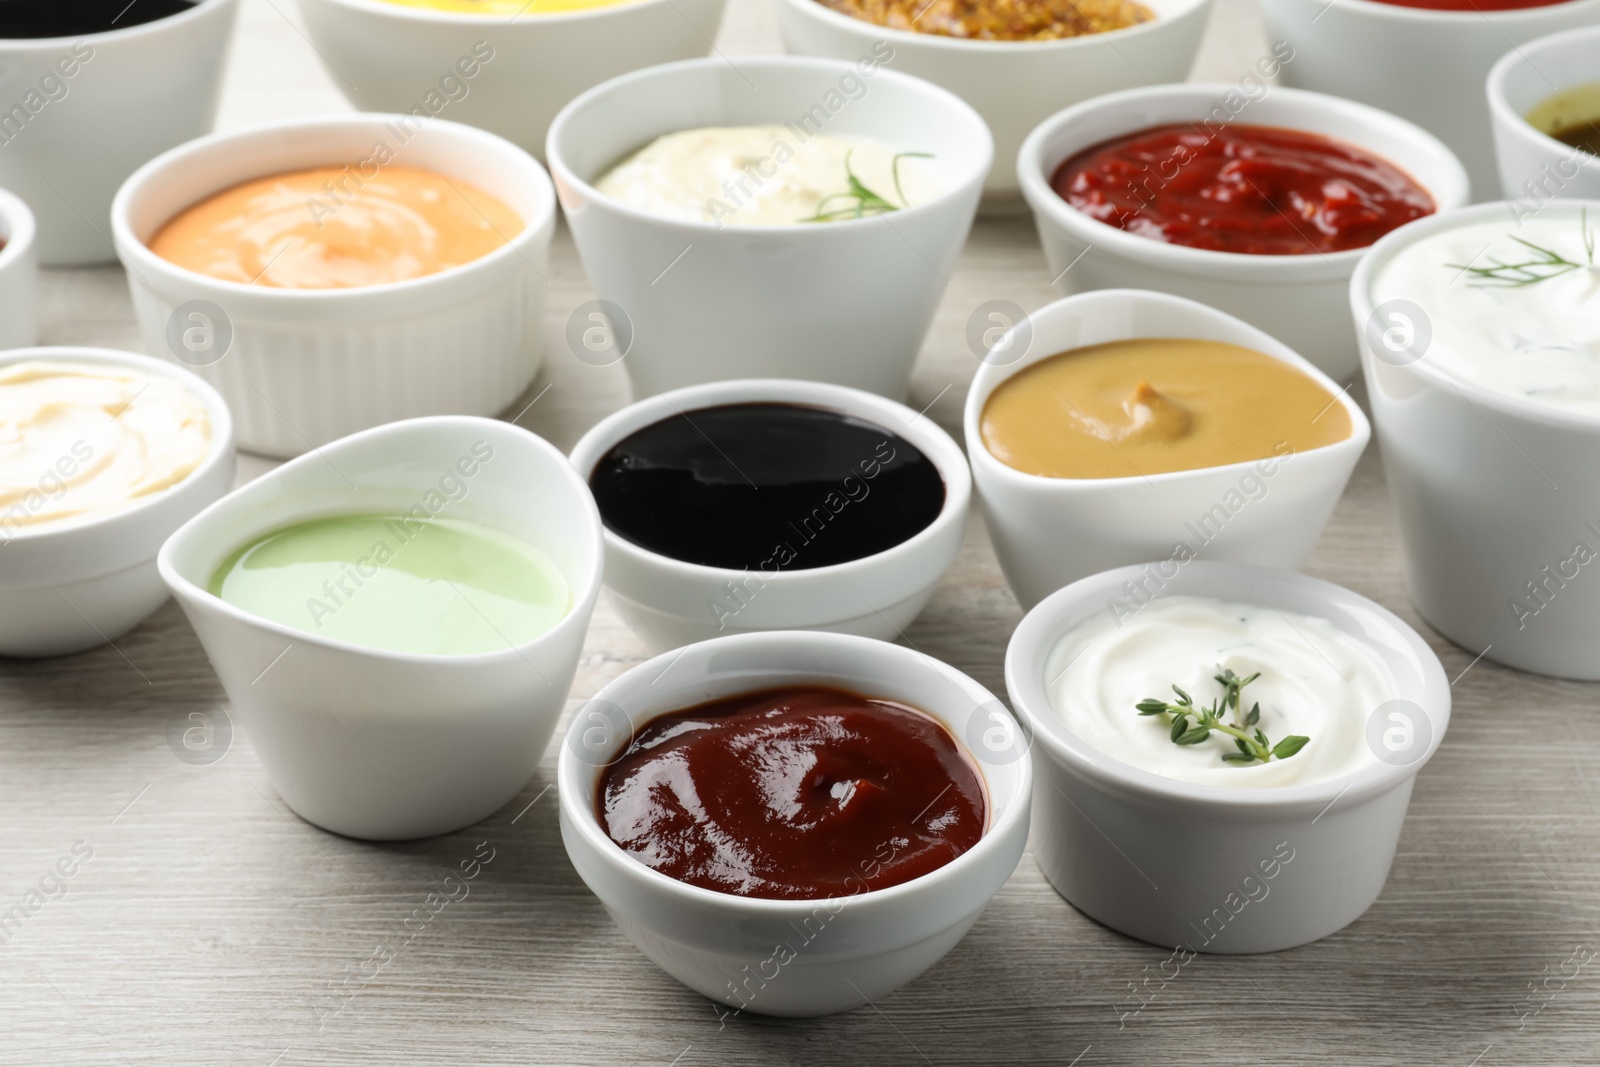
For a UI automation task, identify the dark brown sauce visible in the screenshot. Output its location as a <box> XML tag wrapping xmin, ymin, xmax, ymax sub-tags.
<box><xmin>0</xmin><ymin>0</ymin><xmax>197</xmax><ymax>38</ymax></box>
<box><xmin>1551</xmin><ymin>118</ymin><xmax>1600</xmax><ymax>157</ymax></box>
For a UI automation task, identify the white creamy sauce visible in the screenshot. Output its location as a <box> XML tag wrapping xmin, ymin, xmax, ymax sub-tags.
<box><xmin>1371</xmin><ymin>211</ymin><xmax>1600</xmax><ymax>414</ymax></box>
<box><xmin>1047</xmin><ymin>596</ymin><xmax>1400</xmax><ymax>789</ymax></box>
<box><xmin>594</xmin><ymin>125</ymin><xmax>942</xmax><ymax>227</ymax></box>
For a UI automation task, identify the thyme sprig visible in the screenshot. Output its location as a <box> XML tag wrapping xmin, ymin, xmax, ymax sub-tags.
<box><xmin>1448</xmin><ymin>208</ymin><xmax>1597</xmax><ymax>287</ymax></box>
<box><xmin>1135</xmin><ymin>668</ymin><xmax>1309</xmax><ymax>766</ymax></box>
<box><xmin>802</xmin><ymin>150</ymin><xmax>934</xmax><ymax>223</ymax></box>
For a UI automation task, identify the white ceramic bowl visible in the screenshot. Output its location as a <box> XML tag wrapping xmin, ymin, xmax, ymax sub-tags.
<box><xmin>296</xmin><ymin>0</ymin><xmax>728</xmax><ymax>163</ymax></box>
<box><xmin>1018</xmin><ymin>84</ymin><xmax>1469</xmax><ymax>382</ymax></box>
<box><xmin>964</xmin><ymin>289</ymin><xmax>1369</xmax><ymax>611</ymax></box>
<box><xmin>546</xmin><ymin>56</ymin><xmax>991</xmax><ymax>400</ymax></box>
<box><xmin>1488</xmin><ymin>25</ymin><xmax>1600</xmax><ymax>203</ymax></box>
<box><xmin>0</xmin><ymin>0</ymin><xmax>239</xmax><ymax>265</ymax></box>
<box><xmin>773</xmin><ymin>0</ymin><xmax>1213</xmax><ymax>209</ymax></box>
<box><xmin>0</xmin><ymin>186</ymin><xmax>38</xmax><ymax>350</ymax></box>
<box><xmin>558</xmin><ymin>630</ymin><xmax>1031</xmax><ymax>1015</ymax></box>
<box><xmin>1006</xmin><ymin>560</ymin><xmax>1449</xmax><ymax>953</ymax></box>
<box><xmin>568</xmin><ymin>378</ymin><xmax>972</xmax><ymax>652</ymax></box>
<box><xmin>157</xmin><ymin>415</ymin><xmax>603</xmax><ymax>840</ymax></box>
<box><xmin>1351</xmin><ymin>199</ymin><xmax>1600</xmax><ymax>680</ymax></box>
<box><xmin>0</xmin><ymin>346</ymin><xmax>234</xmax><ymax>658</ymax></box>
<box><xmin>1261</xmin><ymin>0</ymin><xmax>1600</xmax><ymax>201</ymax></box>
<box><xmin>111</xmin><ymin>114</ymin><xmax>557</xmax><ymax>459</ymax></box>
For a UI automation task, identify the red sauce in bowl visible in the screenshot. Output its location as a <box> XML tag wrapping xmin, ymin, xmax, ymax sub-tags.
<box><xmin>1364</xmin><ymin>0</ymin><xmax>1579</xmax><ymax>9</ymax></box>
<box><xmin>595</xmin><ymin>686</ymin><xmax>987</xmax><ymax>900</ymax></box>
<box><xmin>1051</xmin><ymin>123</ymin><xmax>1435</xmax><ymax>255</ymax></box>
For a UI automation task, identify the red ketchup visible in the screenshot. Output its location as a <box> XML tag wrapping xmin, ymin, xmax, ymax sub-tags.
<box><xmin>1365</xmin><ymin>0</ymin><xmax>1578</xmax><ymax>9</ymax></box>
<box><xmin>1052</xmin><ymin>123</ymin><xmax>1434</xmax><ymax>255</ymax></box>
<box><xmin>595</xmin><ymin>686</ymin><xmax>987</xmax><ymax>900</ymax></box>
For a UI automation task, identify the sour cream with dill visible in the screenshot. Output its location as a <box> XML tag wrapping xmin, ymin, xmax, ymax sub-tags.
<box><xmin>1047</xmin><ymin>596</ymin><xmax>1400</xmax><ymax>788</ymax></box>
<box><xmin>1370</xmin><ymin>209</ymin><xmax>1600</xmax><ymax>415</ymax></box>
<box><xmin>593</xmin><ymin>126</ymin><xmax>941</xmax><ymax>227</ymax></box>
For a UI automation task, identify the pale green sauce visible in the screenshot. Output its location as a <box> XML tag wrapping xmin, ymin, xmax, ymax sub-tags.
<box><xmin>209</xmin><ymin>514</ymin><xmax>570</xmax><ymax>656</ymax></box>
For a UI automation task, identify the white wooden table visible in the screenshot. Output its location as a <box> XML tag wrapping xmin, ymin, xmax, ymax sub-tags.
<box><xmin>3</xmin><ymin>1</ymin><xmax>1597</xmax><ymax>1063</ymax></box>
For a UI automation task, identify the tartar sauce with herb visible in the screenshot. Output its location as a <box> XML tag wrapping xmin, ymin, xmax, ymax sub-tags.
<box><xmin>1046</xmin><ymin>597</ymin><xmax>1400</xmax><ymax>788</ymax></box>
<box><xmin>593</xmin><ymin>126</ymin><xmax>941</xmax><ymax>227</ymax></box>
<box><xmin>1370</xmin><ymin>210</ymin><xmax>1600</xmax><ymax>415</ymax></box>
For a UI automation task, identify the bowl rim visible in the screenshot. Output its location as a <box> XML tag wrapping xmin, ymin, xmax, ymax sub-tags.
<box><xmin>301</xmin><ymin>0</ymin><xmax>678</xmax><ymax>26</ymax></box>
<box><xmin>961</xmin><ymin>288</ymin><xmax>1373</xmax><ymax>492</ymax></box>
<box><xmin>155</xmin><ymin>414</ymin><xmax>607</xmax><ymax>666</ymax></box>
<box><xmin>567</xmin><ymin>377</ymin><xmax>973</xmax><ymax>588</ymax></box>
<box><xmin>558</xmin><ymin>628</ymin><xmax>1032</xmax><ymax>913</ymax></box>
<box><xmin>1350</xmin><ymin>197</ymin><xmax>1600</xmax><ymax>431</ymax></box>
<box><xmin>1016</xmin><ymin>83</ymin><xmax>1470</xmax><ymax>279</ymax></box>
<box><xmin>544</xmin><ymin>54</ymin><xmax>994</xmax><ymax>236</ymax></box>
<box><xmin>110</xmin><ymin>113</ymin><xmax>556</xmax><ymax>305</ymax></box>
<box><xmin>1280</xmin><ymin>0</ymin><xmax>1600</xmax><ymax>23</ymax></box>
<box><xmin>770</xmin><ymin>0</ymin><xmax>1214</xmax><ymax>52</ymax></box>
<box><xmin>0</xmin><ymin>346</ymin><xmax>234</xmax><ymax>545</ymax></box>
<box><xmin>0</xmin><ymin>185</ymin><xmax>37</xmax><ymax>274</ymax></box>
<box><xmin>0</xmin><ymin>0</ymin><xmax>236</xmax><ymax>48</ymax></box>
<box><xmin>1004</xmin><ymin>559</ymin><xmax>1451</xmax><ymax>815</ymax></box>
<box><xmin>1486</xmin><ymin>24</ymin><xmax>1600</xmax><ymax>165</ymax></box>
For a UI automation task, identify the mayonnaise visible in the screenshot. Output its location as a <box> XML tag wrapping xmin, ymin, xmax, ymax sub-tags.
<box><xmin>1047</xmin><ymin>596</ymin><xmax>1400</xmax><ymax>788</ymax></box>
<box><xmin>594</xmin><ymin>126</ymin><xmax>942</xmax><ymax>227</ymax></box>
<box><xmin>0</xmin><ymin>361</ymin><xmax>211</xmax><ymax>533</ymax></box>
<box><xmin>1370</xmin><ymin>209</ymin><xmax>1600</xmax><ymax>415</ymax></box>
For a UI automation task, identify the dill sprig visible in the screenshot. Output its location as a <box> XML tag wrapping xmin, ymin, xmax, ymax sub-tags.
<box><xmin>1448</xmin><ymin>208</ymin><xmax>1596</xmax><ymax>287</ymax></box>
<box><xmin>802</xmin><ymin>150</ymin><xmax>934</xmax><ymax>223</ymax></box>
<box><xmin>1135</xmin><ymin>667</ymin><xmax>1309</xmax><ymax>766</ymax></box>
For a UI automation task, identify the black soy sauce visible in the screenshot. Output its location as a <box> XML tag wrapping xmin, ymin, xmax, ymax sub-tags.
<box><xmin>589</xmin><ymin>402</ymin><xmax>946</xmax><ymax>571</ymax></box>
<box><xmin>0</xmin><ymin>0</ymin><xmax>197</xmax><ymax>38</ymax></box>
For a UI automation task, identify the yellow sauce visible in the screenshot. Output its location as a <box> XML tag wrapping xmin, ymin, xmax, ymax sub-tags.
<box><xmin>375</xmin><ymin>0</ymin><xmax>638</xmax><ymax>12</ymax></box>
<box><xmin>1526</xmin><ymin>82</ymin><xmax>1600</xmax><ymax>157</ymax></box>
<box><xmin>980</xmin><ymin>339</ymin><xmax>1351</xmax><ymax>479</ymax></box>
<box><xmin>149</xmin><ymin>165</ymin><xmax>523</xmax><ymax>289</ymax></box>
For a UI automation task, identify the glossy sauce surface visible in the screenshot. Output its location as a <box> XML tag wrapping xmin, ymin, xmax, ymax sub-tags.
<box><xmin>0</xmin><ymin>0</ymin><xmax>194</xmax><ymax>36</ymax></box>
<box><xmin>1366</xmin><ymin>0</ymin><xmax>1577</xmax><ymax>9</ymax></box>
<box><xmin>596</xmin><ymin>686</ymin><xmax>987</xmax><ymax>899</ymax></box>
<box><xmin>588</xmin><ymin>403</ymin><xmax>945</xmax><ymax>570</ymax></box>
<box><xmin>1052</xmin><ymin>123</ymin><xmax>1434</xmax><ymax>255</ymax></box>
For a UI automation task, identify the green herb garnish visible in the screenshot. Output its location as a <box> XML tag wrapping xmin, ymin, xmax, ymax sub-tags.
<box><xmin>1135</xmin><ymin>668</ymin><xmax>1309</xmax><ymax>766</ymax></box>
<box><xmin>801</xmin><ymin>150</ymin><xmax>933</xmax><ymax>223</ymax></box>
<box><xmin>1447</xmin><ymin>208</ymin><xmax>1596</xmax><ymax>287</ymax></box>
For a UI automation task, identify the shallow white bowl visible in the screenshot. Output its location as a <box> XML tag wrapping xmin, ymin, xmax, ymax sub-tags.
<box><xmin>1488</xmin><ymin>25</ymin><xmax>1600</xmax><ymax>204</ymax></box>
<box><xmin>158</xmin><ymin>415</ymin><xmax>603</xmax><ymax>840</ymax></box>
<box><xmin>296</xmin><ymin>0</ymin><xmax>727</xmax><ymax>162</ymax></box>
<box><xmin>0</xmin><ymin>186</ymin><xmax>39</xmax><ymax>350</ymax></box>
<box><xmin>546</xmin><ymin>56</ymin><xmax>991</xmax><ymax>400</ymax></box>
<box><xmin>0</xmin><ymin>0</ymin><xmax>239</xmax><ymax>265</ymax></box>
<box><xmin>1261</xmin><ymin>0</ymin><xmax>1600</xmax><ymax>200</ymax></box>
<box><xmin>1351</xmin><ymin>199</ymin><xmax>1600</xmax><ymax>680</ymax></box>
<box><xmin>1018</xmin><ymin>83</ymin><xmax>1469</xmax><ymax>382</ymax></box>
<box><xmin>0</xmin><ymin>346</ymin><xmax>234</xmax><ymax>658</ymax></box>
<box><xmin>558</xmin><ymin>630</ymin><xmax>1031</xmax><ymax>1015</ymax></box>
<box><xmin>568</xmin><ymin>378</ymin><xmax>972</xmax><ymax>651</ymax></box>
<box><xmin>1006</xmin><ymin>560</ymin><xmax>1449</xmax><ymax>952</ymax></box>
<box><xmin>773</xmin><ymin>0</ymin><xmax>1213</xmax><ymax>209</ymax></box>
<box><xmin>111</xmin><ymin>114</ymin><xmax>556</xmax><ymax>459</ymax></box>
<box><xmin>964</xmin><ymin>289</ymin><xmax>1369</xmax><ymax>610</ymax></box>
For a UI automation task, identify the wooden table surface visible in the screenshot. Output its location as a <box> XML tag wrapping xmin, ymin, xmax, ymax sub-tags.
<box><xmin>4</xmin><ymin>1</ymin><xmax>1598</xmax><ymax>1064</ymax></box>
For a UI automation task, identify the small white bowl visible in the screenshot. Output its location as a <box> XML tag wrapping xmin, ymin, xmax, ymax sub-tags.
<box><xmin>1017</xmin><ymin>83</ymin><xmax>1470</xmax><ymax>381</ymax></box>
<box><xmin>157</xmin><ymin>415</ymin><xmax>604</xmax><ymax>840</ymax></box>
<box><xmin>1006</xmin><ymin>561</ymin><xmax>1449</xmax><ymax>953</ymax></box>
<box><xmin>568</xmin><ymin>378</ymin><xmax>972</xmax><ymax>652</ymax></box>
<box><xmin>1351</xmin><ymin>199</ymin><xmax>1600</xmax><ymax>680</ymax></box>
<box><xmin>0</xmin><ymin>0</ymin><xmax>240</xmax><ymax>265</ymax></box>
<box><xmin>1261</xmin><ymin>0</ymin><xmax>1600</xmax><ymax>200</ymax></box>
<box><xmin>773</xmin><ymin>0</ymin><xmax>1214</xmax><ymax>210</ymax></box>
<box><xmin>111</xmin><ymin>114</ymin><xmax>557</xmax><ymax>459</ymax></box>
<box><xmin>0</xmin><ymin>346</ymin><xmax>235</xmax><ymax>658</ymax></box>
<box><xmin>546</xmin><ymin>56</ymin><xmax>991</xmax><ymax>400</ymax></box>
<box><xmin>964</xmin><ymin>289</ymin><xmax>1369</xmax><ymax>611</ymax></box>
<box><xmin>295</xmin><ymin>0</ymin><xmax>728</xmax><ymax>163</ymax></box>
<box><xmin>1488</xmin><ymin>25</ymin><xmax>1600</xmax><ymax>203</ymax></box>
<box><xmin>558</xmin><ymin>630</ymin><xmax>1032</xmax><ymax>1015</ymax></box>
<box><xmin>0</xmin><ymin>187</ymin><xmax>39</xmax><ymax>350</ymax></box>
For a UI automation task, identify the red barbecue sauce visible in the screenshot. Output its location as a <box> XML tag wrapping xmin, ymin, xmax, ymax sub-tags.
<box><xmin>1052</xmin><ymin>123</ymin><xmax>1434</xmax><ymax>255</ymax></box>
<box><xmin>595</xmin><ymin>686</ymin><xmax>987</xmax><ymax>900</ymax></box>
<box><xmin>1365</xmin><ymin>0</ymin><xmax>1578</xmax><ymax>10</ymax></box>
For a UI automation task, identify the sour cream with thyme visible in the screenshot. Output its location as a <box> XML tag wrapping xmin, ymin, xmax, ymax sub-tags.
<box><xmin>1047</xmin><ymin>596</ymin><xmax>1400</xmax><ymax>788</ymax></box>
<box><xmin>593</xmin><ymin>126</ymin><xmax>941</xmax><ymax>227</ymax></box>
<box><xmin>1370</xmin><ymin>211</ymin><xmax>1600</xmax><ymax>415</ymax></box>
